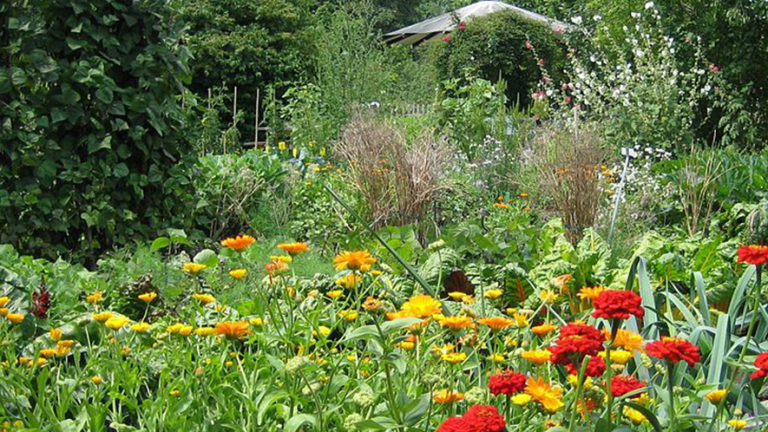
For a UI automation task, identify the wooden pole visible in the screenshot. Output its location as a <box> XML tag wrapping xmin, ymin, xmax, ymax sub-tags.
<box><xmin>254</xmin><ymin>88</ymin><xmax>260</xmax><ymax>145</ymax></box>
<box><xmin>233</xmin><ymin>86</ymin><xmax>238</xmax><ymax>126</ymax></box>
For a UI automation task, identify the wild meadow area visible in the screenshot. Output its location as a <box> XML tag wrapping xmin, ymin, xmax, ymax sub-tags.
<box><xmin>2</xmin><ymin>0</ymin><xmax>768</xmax><ymax>431</ymax></box>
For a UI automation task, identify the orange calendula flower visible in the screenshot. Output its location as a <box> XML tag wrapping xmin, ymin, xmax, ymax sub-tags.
<box><xmin>50</xmin><ymin>328</ymin><xmax>62</xmax><ymax>341</ymax></box>
<box><xmin>335</xmin><ymin>273</ymin><xmax>362</xmax><ymax>288</ymax></box>
<box><xmin>333</xmin><ymin>250</ymin><xmax>376</xmax><ymax>271</ymax></box>
<box><xmin>531</xmin><ymin>323</ymin><xmax>557</xmax><ymax>335</ymax></box>
<box><xmin>39</xmin><ymin>349</ymin><xmax>57</xmax><ymax>358</ymax></box>
<box><xmin>362</xmin><ymin>296</ymin><xmax>382</xmax><ymax>311</ymax></box>
<box><xmin>192</xmin><ymin>293</ymin><xmax>216</xmax><ymax>304</ymax></box>
<box><xmin>183</xmin><ymin>263</ymin><xmax>207</xmax><ymax>275</ymax></box>
<box><xmin>521</xmin><ymin>349</ymin><xmax>552</xmax><ymax>365</ymax></box>
<box><xmin>278</xmin><ymin>242</ymin><xmax>309</xmax><ymax>255</ymax></box>
<box><xmin>524</xmin><ymin>376</ymin><xmax>564</xmax><ymax>413</ymax></box>
<box><xmin>215</xmin><ymin>321</ymin><xmax>252</xmax><ymax>339</ymax></box>
<box><xmin>86</xmin><ymin>291</ymin><xmax>103</xmax><ymax>303</ymax></box>
<box><xmin>270</xmin><ymin>255</ymin><xmax>293</xmax><ymax>263</ymax></box>
<box><xmin>608</xmin><ymin>329</ymin><xmax>645</xmax><ymax>353</ymax></box>
<box><xmin>0</xmin><ymin>296</ymin><xmax>10</xmax><ymax>307</ymax></box>
<box><xmin>439</xmin><ymin>315</ymin><xmax>475</xmax><ymax>331</ymax></box>
<box><xmin>138</xmin><ymin>292</ymin><xmax>157</xmax><ymax>302</ymax></box>
<box><xmin>264</xmin><ymin>260</ymin><xmax>289</xmax><ymax>276</ymax></box>
<box><xmin>493</xmin><ymin>202</ymin><xmax>509</xmax><ymax>209</ymax></box>
<box><xmin>221</xmin><ymin>235</ymin><xmax>256</xmax><ymax>252</ymax></box>
<box><xmin>478</xmin><ymin>316</ymin><xmax>516</xmax><ymax>331</ymax></box>
<box><xmin>433</xmin><ymin>389</ymin><xmax>465</xmax><ymax>404</ymax></box>
<box><xmin>577</xmin><ymin>286</ymin><xmax>604</xmax><ymax>301</ymax></box>
<box><xmin>228</xmin><ymin>269</ymin><xmax>247</xmax><ymax>279</ymax></box>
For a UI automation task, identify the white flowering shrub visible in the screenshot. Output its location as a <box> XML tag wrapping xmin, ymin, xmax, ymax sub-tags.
<box><xmin>548</xmin><ymin>3</ymin><xmax>720</xmax><ymax>150</ymax></box>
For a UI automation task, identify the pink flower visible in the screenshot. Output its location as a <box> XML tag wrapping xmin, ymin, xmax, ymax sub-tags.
<box><xmin>538</xmin><ymin>58</ymin><xmax>545</xmax><ymax>65</ymax></box>
<box><xmin>443</xmin><ymin>35</ymin><xmax>451</xmax><ymax>43</ymax></box>
<box><xmin>525</xmin><ymin>41</ymin><xmax>533</xmax><ymax>50</ymax></box>
<box><xmin>458</xmin><ymin>22</ymin><xmax>467</xmax><ymax>32</ymax></box>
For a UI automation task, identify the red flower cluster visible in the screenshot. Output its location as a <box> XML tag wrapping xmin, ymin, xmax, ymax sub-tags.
<box><xmin>32</xmin><ymin>289</ymin><xmax>50</xmax><ymax>319</ymax></box>
<box><xmin>549</xmin><ymin>324</ymin><xmax>604</xmax><ymax>365</ymax></box>
<box><xmin>750</xmin><ymin>352</ymin><xmax>768</xmax><ymax>379</ymax></box>
<box><xmin>737</xmin><ymin>245</ymin><xmax>768</xmax><ymax>265</ymax></box>
<box><xmin>488</xmin><ymin>369</ymin><xmax>526</xmax><ymax>396</ymax></box>
<box><xmin>458</xmin><ymin>21</ymin><xmax>467</xmax><ymax>31</ymax></box>
<box><xmin>436</xmin><ymin>405</ymin><xmax>506</xmax><ymax>432</ymax></box>
<box><xmin>565</xmin><ymin>356</ymin><xmax>606</xmax><ymax>377</ymax></box>
<box><xmin>592</xmin><ymin>290</ymin><xmax>644</xmax><ymax>320</ymax></box>
<box><xmin>610</xmin><ymin>375</ymin><xmax>644</xmax><ymax>398</ymax></box>
<box><xmin>646</xmin><ymin>337</ymin><xmax>701</xmax><ymax>366</ymax></box>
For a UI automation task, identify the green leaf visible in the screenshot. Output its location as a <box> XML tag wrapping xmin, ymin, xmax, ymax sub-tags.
<box><xmin>355</xmin><ymin>417</ymin><xmax>399</xmax><ymax>430</ymax></box>
<box><xmin>403</xmin><ymin>393</ymin><xmax>430</xmax><ymax>425</ymax></box>
<box><xmin>381</xmin><ymin>317</ymin><xmax>423</xmax><ymax>334</ymax></box>
<box><xmin>256</xmin><ymin>390</ymin><xmax>287</xmax><ymax>425</ymax></box>
<box><xmin>150</xmin><ymin>237</ymin><xmax>170</xmax><ymax>252</ymax></box>
<box><xmin>66</xmin><ymin>37</ymin><xmax>87</xmax><ymax>51</ymax></box>
<box><xmin>284</xmin><ymin>414</ymin><xmax>316</xmax><ymax>432</ymax></box>
<box><xmin>95</xmin><ymin>87</ymin><xmax>114</xmax><ymax>104</ymax></box>
<box><xmin>88</xmin><ymin>135</ymin><xmax>112</xmax><ymax>154</ymax></box>
<box><xmin>193</xmin><ymin>249</ymin><xmax>218</xmax><ymax>268</ymax></box>
<box><xmin>341</xmin><ymin>324</ymin><xmax>380</xmax><ymax>342</ymax></box>
<box><xmin>113</xmin><ymin>163</ymin><xmax>129</xmax><ymax>177</ymax></box>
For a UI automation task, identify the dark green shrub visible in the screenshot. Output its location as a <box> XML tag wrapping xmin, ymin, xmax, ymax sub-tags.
<box><xmin>0</xmin><ymin>0</ymin><xmax>193</xmax><ymax>262</ymax></box>
<box><xmin>428</xmin><ymin>10</ymin><xmax>568</xmax><ymax>107</ymax></box>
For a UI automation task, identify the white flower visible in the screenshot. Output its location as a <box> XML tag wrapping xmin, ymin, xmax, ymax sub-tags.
<box><xmin>593</xmin><ymin>15</ymin><xmax>602</xmax><ymax>21</ymax></box>
<box><xmin>571</xmin><ymin>16</ymin><xmax>583</xmax><ymax>25</ymax></box>
<box><xmin>645</xmin><ymin>2</ymin><xmax>654</xmax><ymax>9</ymax></box>
<box><xmin>631</xmin><ymin>12</ymin><xmax>641</xmax><ymax>19</ymax></box>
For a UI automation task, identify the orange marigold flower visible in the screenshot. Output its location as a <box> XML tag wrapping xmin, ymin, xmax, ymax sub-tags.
<box><xmin>214</xmin><ymin>321</ymin><xmax>252</xmax><ymax>340</ymax></box>
<box><xmin>737</xmin><ymin>245</ymin><xmax>768</xmax><ymax>265</ymax></box>
<box><xmin>478</xmin><ymin>316</ymin><xmax>516</xmax><ymax>331</ymax></box>
<box><xmin>221</xmin><ymin>235</ymin><xmax>256</xmax><ymax>252</ymax></box>
<box><xmin>439</xmin><ymin>315</ymin><xmax>475</xmax><ymax>331</ymax></box>
<box><xmin>278</xmin><ymin>242</ymin><xmax>309</xmax><ymax>255</ymax></box>
<box><xmin>531</xmin><ymin>323</ymin><xmax>557</xmax><ymax>335</ymax></box>
<box><xmin>333</xmin><ymin>250</ymin><xmax>376</xmax><ymax>271</ymax></box>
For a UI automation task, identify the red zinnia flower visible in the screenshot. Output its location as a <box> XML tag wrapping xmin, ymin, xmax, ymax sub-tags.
<box><xmin>488</xmin><ymin>370</ymin><xmax>526</xmax><ymax>396</ymax></box>
<box><xmin>610</xmin><ymin>375</ymin><xmax>644</xmax><ymax>398</ymax></box>
<box><xmin>458</xmin><ymin>21</ymin><xmax>467</xmax><ymax>31</ymax></box>
<box><xmin>737</xmin><ymin>245</ymin><xmax>768</xmax><ymax>265</ymax></box>
<box><xmin>560</xmin><ymin>323</ymin><xmax>604</xmax><ymax>341</ymax></box>
<box><xmin>463</xmin><ymin>405</ymin><xmax>506</xmax><ymax>432</ymax></box>
<box><xmin>436</xmin><ymin>417</ymin><xmax>474</xmax><ymax>432</ymax></box>
<box><xmin>565</xmin><ymin>356</ymin><xmax>606</xmax><ymax>377</ymax></box>
<box><xmin>592</xmin><ymin>290</ymin><xmax>644</xmax><ymax>320</ymax></box>
<box><xmin>549</xmin><ymin>337</ymin><xmax>603</xmax><ymax>365</ymax></box>
<box><xmin>443</xmin><ymin>35</ymin><xmax>451</xmax><ymax>43</ymax></box>
<box><xmin>750</xmin><ymin>352</ymin><xmax>768</xmax><ymax>379</ymax></box>
<box><xmin>646</xmin><ymin>337</ymin><xmax>701</xmax><ymax>366</ymax></box>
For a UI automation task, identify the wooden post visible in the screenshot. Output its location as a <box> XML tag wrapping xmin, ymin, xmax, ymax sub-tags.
<box><xmin>233</xmin><ymin>86</ymin><xmax>238</xmax><ymax>126</ymax></box>
<box><xmin>254</xmin><ymin>88</ymin><xmax>260</xmax><ymax>145</ymax></box>
<box><xmin>207</xmin><ymin>88</ymin><xmax>211</xmax><ymax>110</ymax></box>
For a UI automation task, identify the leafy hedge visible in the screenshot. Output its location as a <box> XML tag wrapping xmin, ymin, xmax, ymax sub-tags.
<box><xmin>428</xmin><ymin>10</ymin><xmax>568</xmax><ymax>107</ymax></box>
<box><xmin>0</xmin><ymin>0</ymin><xmax>193</xmax><ymax>262</ymax></box>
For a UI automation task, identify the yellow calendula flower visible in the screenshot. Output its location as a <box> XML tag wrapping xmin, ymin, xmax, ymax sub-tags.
<box><xmin>525</xmin><ymin>376</ymin><xmax>564</xmax><ymax>413</ymax></box>
<box><xmin>599</xmin><ymin>350</ymin><xmax>633</xmax><ymax>365</ymax></box>
<box><xmin>91</xmin><ymin>375</ymin><xmax>103</xmax><ymax>385</ymax></box>
<box><xmin>50</xmin><ymin>328</ymin><xmax>62</xmax><ymax>341</ymax></box>
<box><xmin>441</xmin><ymin>352</ymin><xmax>467</xmax><ymax>364</ymax></box>
<box><xmin>705</xmin><ymin>389</ymin><xmax>728</xmax><ymax>404</ymax></box>
<box><xmin>249</xmin><ymin>318</ymin><xmax>264</xmax><ymax>327</ymax></box>
<box><xmin>333</xmin><ymin>250</ymin><xmax>376</xmax><ymax>271</ymax></box>
<box><xmin>447</xmin><ymin>292</ymin><xmax>467</xmax><ymax>301</ymax></box>
<box><xmin>313</xmin><ymin>326</ymin><xmax>331</xmax><ymax>337</ymax></box>
<box><xmin>39</xmin><ymin>349</ymin><xmax>57</xmax><ymax>358</ymax></box>
<box><xmin>623</xmin><ymin>406</ymin><xmax>647</xmax><ymax>425</ymax></box>
<box><xmin>270</xmin><ymin>255</ymin><xmax>293</xmax><ymax>263</ymax></box>
<box><xmin>511</xmin><ymin>394</ymin><xmax>532</xmax><ymax>406</ymax></box>
<box><xmin>567</xmin><ymin>374</ymin><xmax>593</xmax><ymax>387</ymax></box>
<box><xmin>170</xmin><ymin>389</ymin><xmax>182</xmax><ymax>397</ymax></box>
<box><xmin>439</xmin><ymin>315</ymin><xmax>474</xmax><ymax>331</ymax></box>
<box><xmin>484</xmin><ymin>289</ymin><xmax>503</xmax><ymax>300</ymax></box>
<box><xmin>513</xmin><ymin>313</ymin><xmax>529</xmax><ymax>327</ymax></box>
<box><xmin>131</xmin><ymin>322</ymin><xmax>151</xmax><ymax>333</ymax></box>
<box><xmin>92</xmin><ymin>312</ymin><xmax>113</xmax><ymax>323</ymax></box>
<box><xmin>167</xmin><ymin>323</ymin><xmax>194</xmax><ymax>336</ymax></box>
<box><xmin>228</xmin><ymin>269</ymin><xmax>247</xmax><ymax>279</ymax></box>
<box><xmin>728</xmin><ymin>420</ymin><xmax>747</xmax><ymax>430</ymax></box>
<box><xmin>521</xmin><ymin>349</ymin><xmax>551</xmax><ymax>365</ymax></box>
<box><xmin>433</xmin><ymin>389</ymin><xmax>464</xmax><ymax>404</ymax></box>
<box><xmin>610</xmin><ymin>329</ymin><xmax>644</xmax><ymax>353</ymax></box>
<box><xmin>335</xmin><ymin>273</ymin><xmax>362</xmax><ymax>289</ymax></box>
<box><xmin>183</xmin><ymin>262</ymin><xmax>207</xmax><ymax>275</ymax></box>
<box><xmin>86</xmin><ymin>291</ymin><xmax>103</xmax><ymax>303</ymax></box>
<box><xmin>104</xmin><ymin>316</ymin><xmax>130</xmax><ymax>331</ymax></box>
<box><xmin>35</xmin><ymin>358</ymin><xmax>47</xmax><ymax>367</ymax></box>
<box><xmin>195</xmin><ymin>327</ymin><xmax>215</xmax><ymax>337</ymax></box>
<box><xmin>138</xmin><ymin>292</ymin><xmax>157</xmax><ymax>302</ymax></box>
<box><xmin>538</xmin><ymin>290</ymin><xmax>559</xmax><ymax>304</ymax></box>
<box><xmin>6</xmin><ymin>313</ymin><xmax>24</xmax><ymax>324</ymax></box>
<box><xmin>192</xmin><ymin>293</ymin><xmax>216</xmax><ymax>304</ymax></box>
<box><xmin>278</xmin><ymin>141</ymin><xmax>287</xmax><ymax>150</ymax></box>
<box><xmin>339</xmin><ymin>310</ymin><xmax>359</xmax><ymax>322</ymax></box>
<box><xmin>0</xmin><ymin>296</ymin><xmax>10</xmax><ymax>307</ymax></box>
<box><xmin>488</xmin><ymin>353</ymin><xmax>506</xmax><ymax>363</ymax></box>
<box><xmin>327</xmin><ymin>290</ymin><xmax>343</xmax><ymax>299</ymax></box>
<box><xmin>577</xmin><ymin>286</ymin><xmax>604</xmax><ymax>301</ymax></box>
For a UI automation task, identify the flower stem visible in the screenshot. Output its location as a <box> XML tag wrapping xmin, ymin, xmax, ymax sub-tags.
<box><xmin>667</xmin><ymin>362</ymin><xmax>676</xmax><ymax>430</ymax></box>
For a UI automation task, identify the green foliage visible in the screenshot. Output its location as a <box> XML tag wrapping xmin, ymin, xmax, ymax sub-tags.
<box><xmin>429</xmin><ymin>9</ymin><xmax>568</xmax><ymax>107</ymax></box>
<box><xmin>0</xmin><ymin>0</ymin><xmax>193</xmax><ymax>261</ymax></box>
<box><xmin>180</xmin><ymin>0</ymin><xmax>317</xmax><ymax>139</ymax></box>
